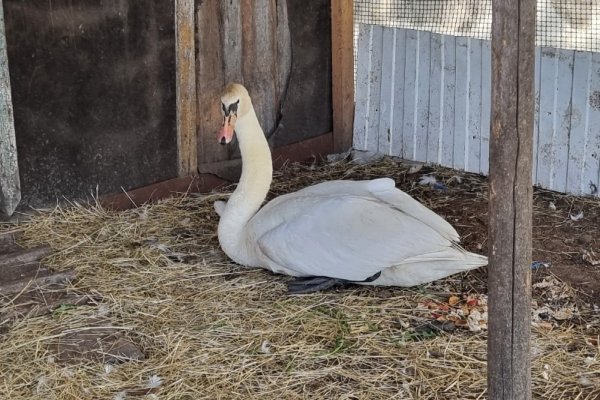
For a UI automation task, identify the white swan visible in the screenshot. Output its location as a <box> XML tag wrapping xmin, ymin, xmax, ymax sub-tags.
<box><xmin>216</xmin><ymin>83</ymin><xmax>488</xmax><ymax>293</ymax></box>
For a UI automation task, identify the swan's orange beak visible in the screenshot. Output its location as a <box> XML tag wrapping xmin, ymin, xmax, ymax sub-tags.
<box><xmin>218</xmin><ymin>114</ymin><xmax>236</xmax><ymax>145</ymax></box>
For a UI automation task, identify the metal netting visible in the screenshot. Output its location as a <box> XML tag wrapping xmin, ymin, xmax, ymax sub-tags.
<box><xmin>354</xmin><ymin>0</ymin><xmax>600</xmax><ymax>53</ymax></box>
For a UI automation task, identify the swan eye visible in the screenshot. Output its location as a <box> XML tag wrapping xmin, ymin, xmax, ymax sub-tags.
<box><xmin>222</xmin><ymin>99</ymin><xmax>240</xmax><ymax>116</ymax></box>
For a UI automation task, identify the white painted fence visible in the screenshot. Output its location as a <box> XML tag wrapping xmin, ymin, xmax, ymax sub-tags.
<box><xmin>353</xmin><ymin>24</ymin><xmax>600</xmax><ymax>196</ymax></box>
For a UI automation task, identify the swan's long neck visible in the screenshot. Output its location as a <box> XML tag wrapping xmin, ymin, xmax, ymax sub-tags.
<box><xmin>218</xmin><ymin>107</ymin><xmax>272</xmax><ymax>264</ymax></box>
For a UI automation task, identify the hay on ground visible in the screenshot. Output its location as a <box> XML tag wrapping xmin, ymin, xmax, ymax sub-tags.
<box><xmin>0</xmin><ymin>157</ymin><xmax>598</xmax><ymax>399</ymax></box>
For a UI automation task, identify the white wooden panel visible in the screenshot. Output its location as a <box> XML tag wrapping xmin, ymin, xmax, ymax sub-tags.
<box><xmin>390</xmin><ymin>29</ymin><xmax>406</xmax><ymax>157</ymax></box>
<box><xmin>467</xmin><ymin>38</ymin><xmax>483</xmax><ymax>173</ymax></box>
<box><xmin>537</xmin><ymin>48</ymin><xmax>576</xmax><ymax>192</ymax></box>
<box><xmin>583</xmin><ymin>52</ymin><xmax>600</xmax><ymax>196</ymax></box>
<box><xmin>352</xmin><ymin>24</ymin><xmax>373</xmax><ymax>150</ymax></box>
<box><xmin>567</xmin><ymin>51</ymin><xmax>593</xmax><ymax>195</ymax></box>
<box><xmin>402</xmin><ymin>29</ymin><xmax>419</xmax><ymax>160</ymax></box>
<box><xmin>536</xmin><ymin>47</ymin><xmax>560</xmax><ymax>189</ymax></box>
<box><xmin>352</xmin><ymin>24</ymin><xmax>372</xmax><ymax>151</ymax></box>
<box><xmin>480</xmin><ymin>39</ymin><xmax>492</xmax><ymax>175</ymax></box>
<box><xmin>365</xmin><ymin>26</ymin><xmax>384</xmax><ymax>153</ymax></box>
<box><xmin>414</xmin><ymin>30</ymin><xmax>431</xmax><ymax>163</ymax></box>
<box><xmin>378</xmin><ymin>27</ymin><xmax>396</xmax><ymax>155</ymax></box>
<box><xmin>552</xmin><ymin>50</ymin><xmax>575</xmax><ymax>193</ymax></box>
<box><xmin>441</xmin><ymin>35</ymin><xmax>456</xmax><ymax>167</ymax></box>
<box><xmin>353</xmin><ymin>24</ymin><xmax>600</xmax><ymax>197</ymax></box>
<box><xmin>427</xmin><ymin>33</ymin><xmax>443</xmax><ymax>164</ymax></box>
<box><xmin>532</xmin><ymin>46</ymin><xmax>542</xmax><ymax>182</ymax></box>
<box><xmin>453</xmin><ymin>37</ymin><xmax>469</xmax><ymax>171</ymax></box>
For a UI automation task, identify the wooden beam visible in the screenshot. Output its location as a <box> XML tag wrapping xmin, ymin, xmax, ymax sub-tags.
<box><xmin>0</xmin><ymin>0</ymin><xmax>20</xmax><ymax>216</ymax></box>
<box><xmin>488</xmin><ymin>0</ymin><xmax>536</xmax><ymax>398</ymax></box>
<box><xmin>0</xmin><ymin>245</ymin><xmax>52</xmax><ymax>270</ymax></box>
<box><xmin>175</xmin><ymin>0</ymin><xmax>198</xmax><ymax>176</ymax></box>
<box><xmin>101</xmin><ymin>131</ymin><xmax>334</xmax><ymax>211</ymax></box>
<box><xmin>0</xmin><ymin>269</ymin><xmax>76</xmax><ymax>296</ymax></box>
<box><xmin>272</xmin><ymin>131</ymin><xmax>334</xmax><ymax>168</ymax></box>
<box><xmin>99</xmin><ymin>174</ymin><xmax>228</xmax><ymax>211</ymax></box>
<box><xmin>331</xmin><ymin>0</ymin><xmax>354</xmax><ymax>153</ymax></box>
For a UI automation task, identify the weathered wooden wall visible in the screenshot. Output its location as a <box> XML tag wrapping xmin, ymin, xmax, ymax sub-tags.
<box><xmin>196</xmin><ymin>0</ymin><xmax>332</xmax><ymax>177</ymax></box>
<box><xmin>196</xmin><ymin>0</ymin><xmax>291</xmax><ymax>167</ymax></box>
<box><xmin>1</xmin><ymin>0</ymin><xmax>333</xmax><ymax>208</ymax></box>
<box><xmin>354</xmin><ymin>24</ymin><xmax>600</xmax><ymax>197</ymax></box>
<box><xmin>4</xmin><ymin>1</ymin><xmax>177</xmax><ymax>207</ymax></box>
<box><xmin>0</xmin><ymin>0</ymin><xmax>20</xmax><ymax>216</ymax></box>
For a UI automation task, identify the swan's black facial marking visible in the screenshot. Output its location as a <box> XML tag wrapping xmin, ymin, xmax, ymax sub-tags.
<box><xmin>222</xmin><ymin>99</ymin><xmax>240</xmax><ymax>117</ymax></box>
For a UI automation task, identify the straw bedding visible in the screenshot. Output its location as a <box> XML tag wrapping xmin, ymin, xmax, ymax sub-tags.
<box><xmin>0</xmin><ymin>157</ymin><xmax>598</xmax><ymax>399</ymax></box>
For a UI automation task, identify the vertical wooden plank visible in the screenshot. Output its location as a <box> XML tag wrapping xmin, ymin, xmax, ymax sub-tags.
<box><xmin>536</xmin><ymin>48</ymin><xmax>558</xmax><ymax>189</ymax></box>
<box><xmin>402</xmin><ymin>29</ymin><xmax>418</xmax><ymax>160</ymax></box>
<box><xmin>552</xmin><ymin>49</ymin><xmax>575</xmax><ymax>193</ymax></box>
<box><xmin>414</xmin><ymin>31</ymin><xmax>430</xmax><ymax>163</ymax></box>
<box><xmin>353</xmin><ymin>24</ymin><xmax>372</xmax><ymax>152</ymax></box>
<box><xmin>583</xmin><ymin>52</ymin><xmax>600</xmax><ymax>197</ymax></box>
<box><xmin>480</xmin><ymin>39</ymin><xmax>492</xmax><ymax>175</ymax></box>
<box><xmin>220</xmin><ymin>1</ymin><xmax>243</xmax><ymax>83</ymax></box>
<box><xmin>532</xmin><ymin>46</ymin><xmax>542</xmax><ymax>183</ymax></box>
<box><xmin>378</xmin><ymin>27</ymin><xmax>396</xmax><ymax>155</ymax></box>
<box><xmin>488</xmin><ymin>0</ymin><xmax>535</xmax><ymax>398</ymax></box>
<box><xmin>331</xmin><ymin>0</ymin><xmax>354</xmax><ymax>153</ymax></box>
<box><xmin>536</xmin><ymin>47</ymin><xmax>575</xmax><ymax>192</ymax></box>
<box><xmin>175</xmin><ymin>0</ymin><xmax>197</xmax><ymax>177</ymax></box>
<box><xmin>0</xmin><ymin>0</ymin><xmax>20</xmax><ymax>216</ymax></box>
<box><xmin>365</xmin><ymin>26</ymin><xmax>383</xmax><ymax>154</ymax></box>
<box><xmin>219</xmin><ymin>0</ymin><xmax>290</xmax><ymax>143</ymax></box>
<box><xmin>441</xmin><ymin>35</ymin><xmax>456</xmax><ymax>167</ymax></box>
<box><xmin>454</xmin><ymin>36</ymin><xmax>469</xmax><ymax>170</ymax></box>
<box><xmin>196</xmin><ymin>0</ymin><xmax>228</xmax><ymax>165</ymax></box>
<box><xmin>427</xmin><ymin>33</ymin><xmax>443</xmax><ymax>164</ymax></box>
<box><xmin>242</xmin><ymin>0</ymin><xmax>278</xmax><ymax>137</ymax></box>
<box><xmin>390</xmin><ymin>28</ymin><xmax>406</xmax><ymax>157</ymax></box>
<box><xmin>468</xmin><ymin>39</ymin><xmax>483</xmax><ymax>173</ymax></box>
<box><xmin>567</xmin><ymin>51</ymin><xmax>593</xmax><ymax>195</ymax></box>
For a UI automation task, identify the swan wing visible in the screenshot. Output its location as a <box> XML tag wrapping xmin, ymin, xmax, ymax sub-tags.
<box><xmin>254</xmin><ymin>194</ymin><xmax>458</xmax><ymax>281</ymax></box>
<box><xmin>260</xmin><ymin>178</ymin><xmax>459</xmax><ymax>242</ymax></box>
<box><xmin>365</xmin><ymin>178</ymin><xmax>460</xmax><ymax>242</ymax></box>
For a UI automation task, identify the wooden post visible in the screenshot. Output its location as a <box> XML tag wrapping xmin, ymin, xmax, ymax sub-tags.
<box><xmin>488</xmin><ymin>0</ymin><xmax>536</xmax><ymax>398</ymax></box>
<box><xmin>175</xmin><ymin>0</ymin><xmax>198</xmax><ymax>176</ymax></box>
<box><xmin>331</xmin><ymin>0</ymin><xmax>354</xmax><ymax>153</ymax></box>
<box><xmin>0</xmin><ymin>0</ymin><xmax>20</xmax><ymax>216</ymax></box>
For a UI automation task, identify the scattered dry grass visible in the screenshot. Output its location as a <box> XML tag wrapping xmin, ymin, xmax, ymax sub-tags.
<box><xmin>0</xmin><ymin>157</ymin><xmax>598</xmax><ymax>399</ymax></box>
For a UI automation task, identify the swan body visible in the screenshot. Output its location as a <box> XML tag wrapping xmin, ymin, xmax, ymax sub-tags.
<box><xmin>216</xmin><ymin>83</ymin><xmax>487</xmax><ymax>290</ymax></box>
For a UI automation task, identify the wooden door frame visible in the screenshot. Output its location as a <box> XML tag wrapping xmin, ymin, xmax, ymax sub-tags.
<box><xmin>103</xmin><ymin>0</ymin><xmax>350</xmax><ymax>210</ymax></box>
<box><xmin>175</xmin><ymin>0</ymin><xmax>198</xmax><ymax>177</ymax></box>
<box><xmin>0</xmin><ymin>0</ymin><xmax>21</xmax><ymax>217</ymax></box>
<box><xmin>331</xmin><ymin>0</ymin><xmax>354</xmax><ymax>153</ymax></box>
<box><xmin>175</xmin><ymin>0</ymin><xmax>354</xmax><ymax>174</ymax></box>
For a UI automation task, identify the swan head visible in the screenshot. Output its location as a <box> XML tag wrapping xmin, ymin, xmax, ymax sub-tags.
<box><xmin>218</xmin><ymin>83</ymin><xmax>252</xmax><ymax>145</ymax></box>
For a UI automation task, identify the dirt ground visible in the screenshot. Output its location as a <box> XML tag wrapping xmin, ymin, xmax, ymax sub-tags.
<box><xmin>416</xmin><ymin>167</ymin><xmax>599</xmax><ymax>307</ymax></box>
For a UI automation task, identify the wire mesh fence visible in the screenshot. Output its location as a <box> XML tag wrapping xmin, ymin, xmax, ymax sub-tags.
<box><xmin>354</xmin><ymin>0</ymin><xmax>600</xmax><ymax>52</ymax></box>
